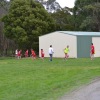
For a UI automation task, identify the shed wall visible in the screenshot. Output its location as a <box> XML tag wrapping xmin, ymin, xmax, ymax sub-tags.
<box><xmin>92</xmin><ymin>37</ymin><xmax>100</xmax><ymax>57</ymax></box>
<box><xmin>39</xmin><ymin>32</ymin><xmax>77</xmax><ymax>58</ymax></box>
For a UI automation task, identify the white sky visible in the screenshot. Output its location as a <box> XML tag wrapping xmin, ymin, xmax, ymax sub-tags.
<box><xmin>7</xmin><ymin>0</ymin><xmax>75</xmax><ymax>8</ymax></box>
<box><xmin>56</xmin><ymin>0</ymin><xmax>75</xmax><ymax>8</ymax></box>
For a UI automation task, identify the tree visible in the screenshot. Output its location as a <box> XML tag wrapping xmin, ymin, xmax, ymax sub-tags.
<box><xmin>0</xmin><ymin>0</ymin><xmax>10</xmax><ymax>11</ymax></box>
<box><xmin>1</xmin><ymin>0</ymin><xmax>56</xmax><ymax>52</ymax></box>
<box><xmin>0</xmin><ymin>0</ymin><xmax>15</xmax><ymax>56</ymax></box>
<box><xmin>51</xmin><ymin>7</ymin><xmax>74</xmax><ymax>31</ymax></box>
<box><xmin>74</xmin><ymin>0</ymin><xmax>100</xmax><ymax>31</ymax></box>
<box><xmin>36</xmin><ymin>0</ymin><xmax>61</xmax><ymax>12</ymax></box>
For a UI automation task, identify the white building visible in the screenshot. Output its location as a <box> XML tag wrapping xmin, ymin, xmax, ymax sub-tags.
<box><xmin>39</xmin><ymin>31</ymin><xmax>100</xmax><ymax>58</ymax></box>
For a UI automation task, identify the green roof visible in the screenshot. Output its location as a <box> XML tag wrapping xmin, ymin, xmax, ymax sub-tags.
<box><xmin>59</xmin><ymin>31</ymin><xmax>100</xmax><ymax>36</ymax></box>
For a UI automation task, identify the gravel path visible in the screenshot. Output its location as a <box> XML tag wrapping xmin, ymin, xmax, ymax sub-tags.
<box><xmin>59</xmin><ymin>78</ymin><xmax>100</xmax><ymax>100</ymax></box>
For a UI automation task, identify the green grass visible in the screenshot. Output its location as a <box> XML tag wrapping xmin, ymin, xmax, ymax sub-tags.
<box><xmin>0</xmin><ymin>57</ymin><xmax>100</xmax><ymax>100</ymax></box>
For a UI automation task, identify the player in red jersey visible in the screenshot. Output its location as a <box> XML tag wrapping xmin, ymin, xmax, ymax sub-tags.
<box><xmin>41</xmin><ymin>49</ymin><xmax>44</xmax><ymax>61</ymax></box>
<box><xmin>31</xmin><ymin>49</ymin><xmax>36</xmax><ymax>60</ymax></box>
<box><xmin>18</xmin><ymin>50</ymin><xmax>22</xmax><ymax>59</ymax></box>
<box><xmin>25</xmin><ymin>49</ymin><xmax>29</xmax><ymax>57</ymax></box>
<box><xmin>90</xmin><ymin>43</ymin><xmax>95</xmax><ymax>60</ymax></box>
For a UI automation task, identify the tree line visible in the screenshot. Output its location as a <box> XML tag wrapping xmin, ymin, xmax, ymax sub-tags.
<box><xmin>0</xmin><ymin>0</ymin><xmax>100</xmax><ymax>56</ymax></box>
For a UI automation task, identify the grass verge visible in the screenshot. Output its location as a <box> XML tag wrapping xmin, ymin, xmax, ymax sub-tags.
<box><xmin>0</xmin><ymin>57</ymin><xmax>100</xmax><ymax>100</ymax></box>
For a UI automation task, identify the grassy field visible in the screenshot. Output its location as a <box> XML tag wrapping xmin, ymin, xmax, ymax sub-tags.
<box><xmin>0</xmin><ymin>57</ymin><xmax>100</xmax><ymax>100</ymax></box>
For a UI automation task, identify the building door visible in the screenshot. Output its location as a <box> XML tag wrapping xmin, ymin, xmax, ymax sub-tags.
<box><xmin>77</xmin><ymin>36</ymin><xmax>92</xmax><ymax>58</ymax></box>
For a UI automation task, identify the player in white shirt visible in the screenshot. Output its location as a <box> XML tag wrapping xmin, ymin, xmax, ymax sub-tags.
<box><xmin>49</xmin><ymin>45</ymin><xmax>54</xmax><ymax>61</ymax></box>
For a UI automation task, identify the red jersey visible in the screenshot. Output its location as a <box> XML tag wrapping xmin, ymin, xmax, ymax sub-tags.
<box><xmin>31</xmin><ymin>50</ymin><xmax>36</xmax><ymax>57</ymax></box>
<box><xmin>25</xmin><ymin>50</ymin><xmax>28</xmax><ymax>57</ymax></box>
<box><xmin>18</xmin><ymin>50</ymin><xmax>21</xmax><ymax>56</ymax></box>
<box><xmin>41</xmin><ymin>50</ymin><xmax>44</xmax><ymax>57</ymax></box>
<box><xmin>91</xmin><ymin>45</ymin><xmax>95</xmax><ymax>54</ymax></box>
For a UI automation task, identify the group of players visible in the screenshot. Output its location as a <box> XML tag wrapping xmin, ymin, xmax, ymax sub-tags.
<box><xmin>15</xmin><ymin>49</ymin><xmax>44</xmax><ymax>60</ymax></box>
<box><xmin>15</xmin><ymin>43</ymin><xmax>95</xmax><ymax>61</ymax></box>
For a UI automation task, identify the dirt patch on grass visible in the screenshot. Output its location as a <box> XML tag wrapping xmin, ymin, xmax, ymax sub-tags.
<box><xmin>59</xmin><ymin>78</ymin><xmax>100</xmax><ymax>100</ymax></box>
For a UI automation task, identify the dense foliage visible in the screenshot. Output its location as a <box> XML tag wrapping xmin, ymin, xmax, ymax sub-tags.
<box><xmin>74</xmin><ymin>0</ymin><xmax>100</xmax><ymax>31</ymax></box>
<box><xmin>1</xmin><ymin>0</ymin><xmax>56</xmax><ymax>51</ymax></box>
<box><xmin>51</xmin><ymin>7</ymin><xmax>74</xmax><ymax>31</ymax></box>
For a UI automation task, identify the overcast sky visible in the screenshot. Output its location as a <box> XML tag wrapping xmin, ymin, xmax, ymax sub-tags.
<box><xmin>56</xmin><ymin>0</ymin><xmax>75</xmax><ymax>8</ymax></box>
<box><xmin>6</xmin><ymin>0</ymin><xmax>75</xmax><ymax>8</ymax></box>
